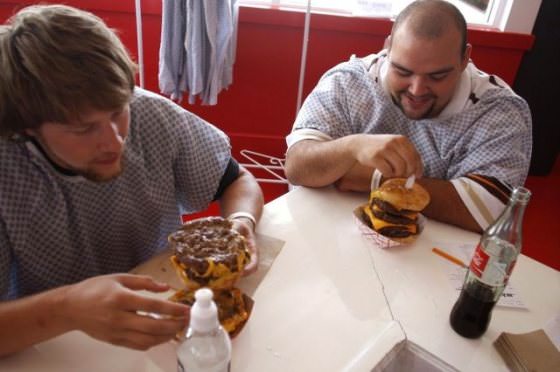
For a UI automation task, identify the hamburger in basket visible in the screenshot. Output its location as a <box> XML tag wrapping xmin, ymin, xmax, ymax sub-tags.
<box><xmin>168</xmin><ymin>216</ymin><xmax>252</xmax><ymax>336</ymax></box>
<box><xmin>359</xmin><ymin>177</ymin><xmax>430</xmax><ymax>246</ymax></box>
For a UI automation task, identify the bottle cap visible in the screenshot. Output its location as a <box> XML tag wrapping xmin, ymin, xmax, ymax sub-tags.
<box><xmin>190</xmin><ymin>288</ymin><xmax>219</xmax><ymax>333</ymax></box>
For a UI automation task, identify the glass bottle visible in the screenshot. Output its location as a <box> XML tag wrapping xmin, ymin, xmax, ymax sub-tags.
<box><xmin>177</xmin><ymin>288</ymin><xmax>232</xmax><ymax>372</ymax></box>
<box><xmin>449</xmin><ymin>186</ymin><xmax>531</xmax><ymax>338</ymax></box>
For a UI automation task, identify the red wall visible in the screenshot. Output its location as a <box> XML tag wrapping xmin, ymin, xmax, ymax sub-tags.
<box><xmin>0</xmin><ymin>1</ymin><xmax>534</xmax><ymax>202</ymax></box>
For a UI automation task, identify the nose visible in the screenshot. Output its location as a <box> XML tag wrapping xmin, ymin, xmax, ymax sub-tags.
<box><xmin>408</xmin><ymin>75</ymin><xmax>429</xmax><ymax>97</ymax></box>
<box><xmin>97</xmin><ymin>120</ymin><xmax>125</xmax><ymax>152</ymax></box>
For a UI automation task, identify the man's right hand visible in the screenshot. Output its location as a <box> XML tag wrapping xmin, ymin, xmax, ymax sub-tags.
<box><xmin>353</xmin><ymin>134</ymin><xmax>423</xmax><ymax>179</ymax></box>
<box><xmin>285</xmin><ymin>134</ymin><xmax>423</xmax><ymax>191</ymax></box>
<box><xmin>60</xmin><ymin>274</ymin><xmax>189</xmax><ymax>350</ymax></box>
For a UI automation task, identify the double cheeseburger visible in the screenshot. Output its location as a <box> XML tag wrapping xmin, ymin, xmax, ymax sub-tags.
<box><xmin>363</xmin><ymin>178</ymin><xmax>430</xmax><ymax>243</ymax></box>
<box><xmin>168</xmin><ymin>216</ymin><xmax>251</xmax><ymax>335</ymax></box>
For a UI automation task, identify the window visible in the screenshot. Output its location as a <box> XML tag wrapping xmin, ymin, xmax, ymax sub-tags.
<box><xmin>239</xmin><ymin>0</ymin><xmax>541</xmax><ymax>34</ymax></box>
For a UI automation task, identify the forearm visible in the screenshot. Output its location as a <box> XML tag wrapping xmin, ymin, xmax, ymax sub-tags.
<box><xmin>334</xmin><ymin>162</ymin><xmax>374</xmax><ymax>192</ymax></box>
<box><xmin>417</xmin><ymin>178</ymin><xmax>481</xmax><ymax>233</ymax></box>
<box><xmin>0</xmin><ymin>286</ymin><xmax>71</xmax><ymax>357</ymax></box>
<box><xmin>219</xmin><ymin>165</ymin><xmax>264</xmax><ymax>222</ymax></box>
<box><xmin>284</xmin><ymin>138</ymin><xmax>359</xmax><ymax>187</ymax></box>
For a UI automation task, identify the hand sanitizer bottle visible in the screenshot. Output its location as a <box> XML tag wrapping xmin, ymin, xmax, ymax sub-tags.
<box><xmin>177</xmin><ymin>288</ymin><xmax>232</xmax><ymax>372</ymax></box>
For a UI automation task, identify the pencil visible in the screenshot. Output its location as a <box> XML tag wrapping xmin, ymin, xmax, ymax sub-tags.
<box><xmin>431</xmin><ymin>247</ymin><xmax>468</xmax><ymax>268</ymax></box>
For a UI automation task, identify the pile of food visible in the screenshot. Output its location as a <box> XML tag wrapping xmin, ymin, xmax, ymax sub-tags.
<box><xmin>168</xmin><ymin>216</ymin><xmax>251</xmax><ymax>335</ymax></box>
<box><xmin>362</xmin><ymin>178</ymin><xmax>430</xmax><ymax>244</ymax></box>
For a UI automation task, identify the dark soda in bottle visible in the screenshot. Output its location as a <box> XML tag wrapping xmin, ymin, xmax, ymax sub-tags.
<box><xmin>449</xmin><ymin>186</ymin><xmax>531</xmax><ymax>338</ymax></box>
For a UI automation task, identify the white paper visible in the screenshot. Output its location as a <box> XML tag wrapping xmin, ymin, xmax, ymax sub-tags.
<box><xmin>544</xmin><ymin>314</ymin><xmax>560</xmax><ymax>351</ymax></box>
<box><xmin>434</xmin><ymin>242</ymin><xmax>527</xmax><ymax>309</ymax></box>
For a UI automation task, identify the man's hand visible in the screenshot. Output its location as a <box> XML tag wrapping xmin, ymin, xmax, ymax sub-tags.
<box><xmin>60</xmin><ymin>274</ymin><xmax>189</xmax><ymax>350</ymax></box>
<box><xmin>353</xmin><ymin>134</ymin><xmax>423</xmax><ymax>178</ymax></box>
<box><xmin>231</xmin><ymin>219</ymin><xmax>259</xmax><ymax>276</ymax></box>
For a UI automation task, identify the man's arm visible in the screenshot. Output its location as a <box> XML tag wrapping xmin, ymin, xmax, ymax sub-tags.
<box><xmin>0</xmin><ymin>274</ymin><xmax>189</xmax><ymax>357</ymax></box>
<box><xmin>218</xmin><ymin>165</ymin><xmax>264</xmax><ymax>274</ymax></box>
<box><xmin>285</xmin><ymin>135</ymin><xmax>423</xmax><ymax>188</ymax></box>
<box><xmin>417</xmin><ymin>177</ymin><xmax>481</xmax><ymax>233</ymax></box>
<box><xmin>218</xmin><ymin>165</ymin><xmax>263</xmax><ymax>222</ymax></box>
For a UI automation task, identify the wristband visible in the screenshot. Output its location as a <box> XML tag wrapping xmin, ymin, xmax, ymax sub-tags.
<box><xmin>227</xmin><ymin>211</ymin><xmax>257</xmax><ymax>231</ymax></box>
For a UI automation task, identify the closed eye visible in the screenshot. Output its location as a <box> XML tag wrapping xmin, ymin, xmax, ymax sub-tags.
<box><xmin>69</xmin><ymin>124</ymin><xmax>95</xmax><ymax>135</ymax></box>
<box><xmin>394</xmin><ymin>67</ymin><xmax>412</xmax><ymax>77</ymax></box>
<box><xmin>429</xmin><ymin>73</ymin><xmax>448</xmax><ymax>81</ymax></box>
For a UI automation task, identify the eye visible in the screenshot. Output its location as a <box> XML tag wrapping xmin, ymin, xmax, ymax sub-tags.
<box><xmin>429</xmin><ymin>73</ymin><xmax>448</xmax><ymax>81</ymax></box>
<box><xmin>394</xmin><ymin>69</ymin><xmax>412</xmax><ymax>78</ymax></box>
<box><xmin>69</xmin><ymin>125</ymin><xmax>95</xmax><ymax>135</ymax></box>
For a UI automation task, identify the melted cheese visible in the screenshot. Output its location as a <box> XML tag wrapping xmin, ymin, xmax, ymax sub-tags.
<box><xmin>372</xmin><ymin>204</ymin><xmax>418</xmax><ymax>220</ymax></box>
<box><xmin>364</xmin><ymin>206</ymin><xmax>417</xmax><ymax>234</ymax></box>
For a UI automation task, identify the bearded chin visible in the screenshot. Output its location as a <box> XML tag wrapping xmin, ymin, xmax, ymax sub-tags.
<box><xmin>80</xmin><ymin>156</ymin><xmax>126</xmax><ymax>183</ymax></box>
<box><xmin>393</xmin><ymin>93</ymin><xmax>436</xmax><ymax>119</ymax></box>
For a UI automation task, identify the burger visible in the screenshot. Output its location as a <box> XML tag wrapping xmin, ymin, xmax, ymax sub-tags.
<box><xmin>169</xmin><ymin>287</ymin><xmax>250</xmax><ymax>335</ymax></box>
<box><xmin>168</xmin><ymin>216</ymin><xmax>251</xmax><ymax>291</ymax></box>
<box><xmin>363</xmin><ymin>178</ymin><xmax>430</xmax><ymax>244</ymax></box>
<box><xmin>168</xmin><ymin>216</ymin><xmax>252</xmax><ymax>335</ymax></box>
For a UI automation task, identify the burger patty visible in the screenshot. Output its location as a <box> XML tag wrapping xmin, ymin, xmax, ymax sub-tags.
<box><xmin>371</xmin><ymin>205</ymin><xmax>417</xmax><ymax>225</ymax></box>
<box><xmin>378</xmin><ymin>225</ymin><xmax>418</xmax><ymax>238</ymax></box>
<box><xmin>370</xmin><ymin>198</ymin><xmax>417</xmax><ymax>216</ymax></box>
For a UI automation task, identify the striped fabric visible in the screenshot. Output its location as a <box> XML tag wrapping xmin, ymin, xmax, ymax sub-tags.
<box><xmin>451</xmin><ymin>174</ymin><xmax>512</xmax><ymax>229</ymax></box>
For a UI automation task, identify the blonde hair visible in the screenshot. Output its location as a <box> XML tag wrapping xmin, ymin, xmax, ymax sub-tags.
<box><xmin>0</xmin><ymin>5</ymin><xmax>137</xmax><ymax>139</ymax></box>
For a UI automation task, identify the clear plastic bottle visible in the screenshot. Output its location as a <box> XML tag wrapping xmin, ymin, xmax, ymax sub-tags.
<box><xmin>449</xmin><ymin>186</ymin><xmax>531</xmax><ymax>338</ymax></box>
<box><xmin>177</xmin><ymin>288</ymin><xmax>232</xmax><ymax>372</ymax></box>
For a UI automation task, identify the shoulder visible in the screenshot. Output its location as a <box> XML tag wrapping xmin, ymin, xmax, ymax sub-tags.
<box><xmin>0</xmin><ymin>139</ymin><xmax>46</xmax><ymax>208</ymax></box>
<box><xmin>130</xmin><ymin>87</ymin><xmax>184</xmax><ymax>119</ymax></box>
<box><xmin>0</xmin><ymin>139</ymin><xmax>33</xmax><ymax>173</ymax></box>
<box><xmin>319</xmin><ymin>55</ymin><xmax>373</xmax><ymax>85</ymax></box>
<box><xmin>467</xmin><ymin>63</ymin><xmax>528</xmax><ymax>108</ymax></box>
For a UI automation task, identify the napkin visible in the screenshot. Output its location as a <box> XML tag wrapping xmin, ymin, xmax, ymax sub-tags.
<box><xmin>493</xmin><ymin>329</ymin><xmax>560</xmax><ymax>372</ymax></box>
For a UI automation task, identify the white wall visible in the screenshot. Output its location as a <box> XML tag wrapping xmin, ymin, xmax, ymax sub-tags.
<box><xmin>499</xmin><ymin>0</ymin><xmax>542</xmax><ymax>34</ymax></box>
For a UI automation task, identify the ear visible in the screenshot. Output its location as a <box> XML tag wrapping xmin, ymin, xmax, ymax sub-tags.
<box><xmin>24</xmin><ymin>128</ymin><xmax>37</xmax><ymax>137</ymax></box>
<box><xmin>384</xmin><ymin>35</ymin><xmax>392</xmax><ymax>50</ymax></box>
<box><xmin>461</xmin><ymin>43</ymin><xmax>472</xmax><ymax>70</ymax></box>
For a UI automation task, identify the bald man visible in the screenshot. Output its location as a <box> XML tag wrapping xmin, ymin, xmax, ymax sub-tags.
<box><xmin>285</xmin><ymin>0</ymin><xmax>531</xmax><ymax>232</ymax></box>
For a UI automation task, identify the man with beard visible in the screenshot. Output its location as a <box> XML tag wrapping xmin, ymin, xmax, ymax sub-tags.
<box><xmin>0</xmin><ymin>5</ymin><xmax>263</xmax><ymax>355</ymax></box>
<box><xmin>285</xmin><ymin>0</ymin><xmax>531</xmax><ymax>233</ymax></box>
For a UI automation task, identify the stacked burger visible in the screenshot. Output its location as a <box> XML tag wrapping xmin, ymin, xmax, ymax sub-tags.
<box><xmin>363</xmin><ymin>178</ymin><xmax>430</xmax><ymax>244</ymax></box>
<box><xmin>168</xmin><ymin>216</ymin><xmax>251</xmax><ymax>335</ymax></box>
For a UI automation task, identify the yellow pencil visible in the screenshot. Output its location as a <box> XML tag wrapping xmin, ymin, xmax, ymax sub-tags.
<box><xmin>431</xmin><ymin>247</ymin><xmax>468</xmax><ymax>268</ymax></box>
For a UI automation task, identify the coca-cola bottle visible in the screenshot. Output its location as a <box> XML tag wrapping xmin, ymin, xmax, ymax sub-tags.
<box><xmin>449</xmin><ymin>186</ymin><xmax>531</xmax><ymax>338</ymax></box>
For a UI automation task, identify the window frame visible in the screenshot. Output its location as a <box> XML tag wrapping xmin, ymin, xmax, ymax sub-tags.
<box><xmin>238</xmin><ymin>0</ymin><xmax>542</xmax><ymax>34</ymax></box>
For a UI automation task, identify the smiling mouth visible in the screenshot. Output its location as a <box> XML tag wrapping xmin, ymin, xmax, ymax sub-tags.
<box><xmin>404</xmin><ymin>93</ymin><xmax>433</xmax><ymax>105</ymax></box>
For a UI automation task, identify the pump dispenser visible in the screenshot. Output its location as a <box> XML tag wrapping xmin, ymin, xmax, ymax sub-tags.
<box><xmin>190</xmin><ymin>288</ymin><xmax>220</xmax><ymax>333</ymax></box>
<box><xmin>177</xmin><ymin>288</ymin><xmax>232</xmax><ymax>372</ymax></box>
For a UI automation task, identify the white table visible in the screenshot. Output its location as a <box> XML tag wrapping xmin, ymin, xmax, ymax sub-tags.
<box><xmin>1</xmin><ymin>187</ymin><xmax>558</xmax><ymax>371</ymax></box>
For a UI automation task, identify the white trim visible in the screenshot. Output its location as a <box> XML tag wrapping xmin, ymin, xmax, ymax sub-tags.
<box><xmin>238</xmin><ymin>1</ymin><xmax>541</xmax><ymax>34</ymax></box>
<box><xmin>295</xmin><ymin>0</ymin><xmax>312</xmax><ymax>116</ymax></box>
<box><xmin>134</xmin><ymin>0</ymin><xmax>145</xmax><ymax>88</ymax></box>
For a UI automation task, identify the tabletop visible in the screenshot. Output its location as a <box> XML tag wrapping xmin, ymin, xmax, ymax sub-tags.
<box><xmin>1</xmin><ymin>186</ymin><xmax>558</xmax><ymax>371</ymax></box>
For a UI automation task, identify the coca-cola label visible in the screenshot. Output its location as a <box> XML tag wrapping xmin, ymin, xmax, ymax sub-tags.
<box><xmin>470</xmin><ymin>244</ymin><xmax>489</xmax><ymax>278</ymax></box>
